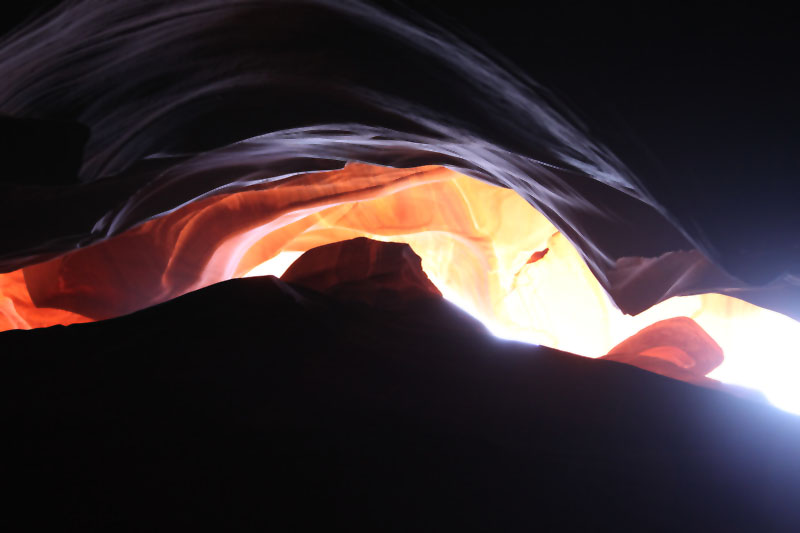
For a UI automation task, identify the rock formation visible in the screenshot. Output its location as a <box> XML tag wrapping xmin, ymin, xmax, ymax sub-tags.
<box><xmin>1</xmin><ymin>239</ymin><xmax>799</xmax><ymax>530</ymax></box>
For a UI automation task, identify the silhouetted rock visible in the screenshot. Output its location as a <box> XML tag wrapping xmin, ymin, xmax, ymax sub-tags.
<box><xmin>0</xmin><ymin>268</ymin><xmax>799</xmax><ymax>530</ymax></box>
<box><xmin>282</xmin><ymin>237</ymin><xmax>441</xmax><ymax>307</ymax></box>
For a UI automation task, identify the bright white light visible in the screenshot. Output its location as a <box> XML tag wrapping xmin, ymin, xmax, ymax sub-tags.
<box><xmin>428</xmin><ymin>254</ymin><xmax>800</xmax><ymax>415</ymax></box>
<box><xmin>699</xmin><ymin>298</ymin><xmax>800</xmax><ymax>415</ymax></box>
<box><xmin>242</xmin><ymin>246</ymin><xmax>800</xmax><ymax>416</ymax></box>
<box><xmin>426</xmin><ymin>271</ymin><xmax>543</xmax><ymax>345</ymax></box>
<box><xmin>242</xmin><ymin>251</ymin><xmax>304</xmax><ymax>278</ymax></box>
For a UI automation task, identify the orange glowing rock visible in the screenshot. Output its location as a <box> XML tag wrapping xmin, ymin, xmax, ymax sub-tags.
<box><xmin>601</xmin><ymin>316</ymin><xmax>724</xmax><ymax>385</ymax></box>
<box><xmin>0</xmin><ymin>162</ymin><xmax>798</xmax><ymax>408</ymax></box>
<box><xmin>18</xmin><ymin>163</ymin><xmax>452</xmax><ymax>320</ymax></box>
<box><xmin>0</xmin><ymin>269</ymin><xmax>90</xmax><ymax>331</ymax></box>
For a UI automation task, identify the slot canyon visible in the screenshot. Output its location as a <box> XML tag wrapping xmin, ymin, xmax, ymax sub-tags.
<box><xmin>1</xmin><ymin>1</ymin><xmax>799</xmax><ymax>530</ymax></box>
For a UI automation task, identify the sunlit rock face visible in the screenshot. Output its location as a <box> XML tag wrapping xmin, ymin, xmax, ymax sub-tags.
<box><xmin>0</xmin><ymin>0</ymin><xmax>798</xmax><ymax>313</ymax></box>
<box><xmin>601</xmin><ymin>317</ymin><xmax>724</xmax><ymax>386</ymax></box>
<box><xmin>283</xmin><ymin>238</ymin><xmax>733</xmax><ymax>393</ymax></box>
<box><xmin>16</xmin><ymin>163</ymin><xmax>452</xmax><ymax>321</ymax></box>
<box><xmin>0</xmin><ymin>162</ymin><xmax>798</xmax><ymax>408</ymax></box>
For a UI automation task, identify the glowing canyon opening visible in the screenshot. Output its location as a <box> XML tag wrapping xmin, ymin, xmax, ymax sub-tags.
<box><xmin>2</xmin><ymin>163</ymin><xmax>798</xmax><ymax>413</ymax></box>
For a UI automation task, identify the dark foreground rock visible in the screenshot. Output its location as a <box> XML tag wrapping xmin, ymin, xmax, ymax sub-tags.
<box><xmin>1</xmin><ymin>255</ymin><xmax>799</xmax><ymax>530</ymax></box>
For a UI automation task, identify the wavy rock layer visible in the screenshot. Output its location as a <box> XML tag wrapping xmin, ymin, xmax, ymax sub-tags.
<box><xmin>0</xmin><ymin>0</ymin><xmax>797</xmax><ymax>326</ymax></box>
